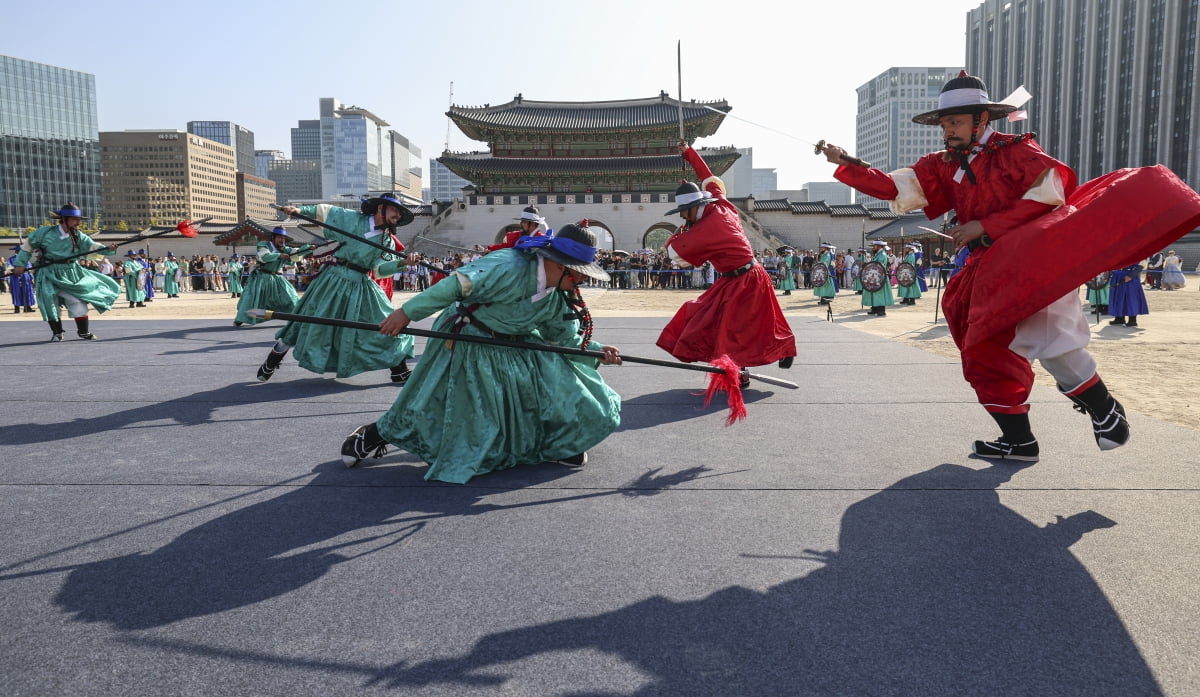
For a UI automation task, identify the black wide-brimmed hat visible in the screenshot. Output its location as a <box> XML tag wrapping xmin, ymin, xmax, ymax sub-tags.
<box><xmin>362</xmin><ymin>192</ymin><xmax>415</xmax><ymax>227</ymax></box>
<box><xmin>665</xmin><ymin>180</ymin><xmax>714</xmax><ymax>215</ymax></box>
<box><xmin>524</xmin><ymin>222</ymin><xmax>610</xmax><ymax>282</ymax></box>
<box><xmin>912</xmin><ymin>71</ymin><xmax>1022</xmax><ymax>125</ymax></box>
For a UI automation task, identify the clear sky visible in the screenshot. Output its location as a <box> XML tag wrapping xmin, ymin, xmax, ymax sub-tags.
<box><xmin>5</xmin><ymin>0</ymin><xmax>984</xmax><ymax>190</ymax></box>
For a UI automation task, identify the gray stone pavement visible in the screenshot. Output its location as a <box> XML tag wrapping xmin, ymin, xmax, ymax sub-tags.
<box><xmin>1</xmin><ymin>313</ymin><xmax>1197</xmax><ymax>696</ymax></box>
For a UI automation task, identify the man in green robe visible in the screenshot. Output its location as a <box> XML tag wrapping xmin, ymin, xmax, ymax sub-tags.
<box><xmin>896</xmin><ymin>243</ymin><xmax>924</xmax><ymax>305</ymax></box>
<box><xmin>233</xmin><ymin>227</ymin><xmax>311</xmax><ymax>327</ymax></box>
<box><xmin>163</xmin><ymin>253</ymin><xmax>181</xmax><ymax>297</ymax></box>
<box><xmin>227</xmin><ymin>255</ymin><xmax>244</xmax><ymax>297</ymax></box>
<box><xmin>10</xmin><ymin>203</ymin><xmax>120</xmax><ymax>341</ymax></box>
<box><xmin>813</xmin><ymin>243</ymin><xmax>837</xmax><ymax>304</ymax></box>
<box><xmin>339</xmin><ymin>222</ymin><xmax>623</xmax><ymax>484</ymax></box>
<box><xmin>121</xmin><ymin>251</ymin><xmax>146</xmax><ymax>308</ymax></box>
<box><xmin>862</xmin><ymin>240</ymin><xmax>896</xmax><ymax>316</ymax></box>
<box><xmin>260</xmin><ymin>193</ymin><xmax>415</xmax><ymax>383</ymax></box>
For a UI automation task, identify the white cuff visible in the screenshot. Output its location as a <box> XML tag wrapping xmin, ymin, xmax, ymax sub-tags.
<box><xmin>1021</xmin><ymin>168</ymin><xmax>1066</xmax><ymax>207</ymax></box>
<box><xmin>888</xmin><ymin>168</ymin><xmax>929</xmax><ymax>214</ymax></box>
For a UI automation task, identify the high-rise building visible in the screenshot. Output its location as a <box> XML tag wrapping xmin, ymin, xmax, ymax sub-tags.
<box><xmin>0</xmin><ymin>55</ymin><xmax>102</xmax><ymax>230</ymax></box>
<box><xmin>187</xmin><ymin>121</ymin><xmax>255</xmax><ymax>174</ymax></box>
<box><xmin>966</xmin><ymin>0</ymin><xmax>1200</xmax><ymax>190</ymax></box>
<box><xmin>428</xmin><ymin>159</ymin><xmax>472</xmax><ymax>202</ymax></box>
<box><xmin>290</xmin><ymin>120</ymin><xmax>321</xmax><ymax>161</ymax></box>
<box><xmin>751</xmin><ymin>168</ymin><xmax>778</xmax><ymax>199</ymax></box>
<box><xmin>390</xmin><ymin>132</ymin><xmax>423</xmax><ymax>202</ymax></box>
<box><xmin>318</xmin><ymin>98</ymin><xmax>395</xmax><ymax>197</ymax></box>
<box><xmin>254</xmin><ymin>149</ymin><xmax>285</xmax><ymax>180</ymax></box>
<box><xmin>720</xmin><ymin>147</ymin><xmax>755</xmax><ymax>198</ymax></box>
<box><xmin>802</xmin><ymin>182</ymin><xmax>853</xmax><ymax>205</ymax></box>
<box><xmin>236</xmin><ymin>172</ymin><xmax>277</xmax><ymax>221</ymax></box>
<box><xmin>100</xmin><ymin>130</ymin><xmax>238</xmax><ymax>226</ymax></box>
<box><xmin>267</xmin><ymin>159</ymin><xmax>321</xmax><ymax>204</ymax></box>
<box><xmin>853</xmin><ymin>66</ymin><xmax>965</xmax><ymax>205</ymax></box>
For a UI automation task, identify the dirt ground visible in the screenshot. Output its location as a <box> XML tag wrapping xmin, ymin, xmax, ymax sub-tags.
<box><xmin>4</xmin><ymin>280</ymin><xmax>1196</xmax><ymax>431</ymax></box>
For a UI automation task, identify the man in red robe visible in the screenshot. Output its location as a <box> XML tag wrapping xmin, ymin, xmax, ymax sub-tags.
<box><xmin>823</xmin><ymin>72</ymin><xmax>1200</xmax><ymax>462</ymax></box>
<box><xmin>657</xmin><ymin>142</ymin><xmax>796</xmax><ymax>387</ymax></box>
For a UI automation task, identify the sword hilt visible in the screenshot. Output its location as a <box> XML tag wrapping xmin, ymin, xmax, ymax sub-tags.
<box><xmin>815</xmin><ymin>139</ymin><xmax>871</xmax><ymax>168</ymax></box>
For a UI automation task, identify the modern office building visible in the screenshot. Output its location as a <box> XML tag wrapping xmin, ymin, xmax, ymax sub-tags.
<box><xmin>236</xmin><ymin>172</ymin><xmax>277</xmax><ymax>221</ymax></box>
<box><xmin>187</xmin><ymin>121</ymin><xmax>255</xmax><ymax>174</ymax></box>
<box><xmin>802</xmin><ymin>182</ymin><xmax>854</xmax><ymax>205</ymax></box>
<box><xmin>254</xmin><ymin>149</ymin><xmax>285</xmax><ymax>180</ymax></box>
<box><xmin>390</xmin><ymin>131</ymin><xmax>423</xmax><ymax>202</ymax></box>
<box><xmin>0</xmin><ymin>55</ymin><xmax>102</xmax><ymax>230</ymax></box>
<box><xmin>966</xmin><ymin>0</ymin><xmax>1200</xmax><ymax>191</ymax></box>
<box><xmin>99</xmin><ymin>130</ymin><xmax>238</xmax><ymax>226</ymax></box>
<box><xmin>290</xmin><ymin>119</ymin><xmax>321</xmax><ymax>162</ymax></box>
<box><xmin>751</xmin><ymin>168</ymin><xmax>778</xmax><ymax>199</ymax></box>
<box><xmin>317</xmin><ymin>98</ymin><xmax>397</xmax><ymax>197</ymax></box>
<box><xmin>266</xmin><ymin>159</ymin><xmax>321</xmax><ymax>204</ymax></box>
<box><xmin>428</xmin><ymin>159</ymin><xmax>472</xmax><ymax>202</ymax></box>
<box><xmin>853</xmin><ymin>66</ymin><xmax>965</xmax><ymax>205</ymax></box>
<box><xmin>720</xmin><ymin>147</ymin><xmax>755</xmax><ymax>198</ymax></box>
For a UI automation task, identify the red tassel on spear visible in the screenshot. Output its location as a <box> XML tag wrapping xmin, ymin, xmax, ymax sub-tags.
<box><xmin>248</xmin><ymin>310</ymin><xmax>798</xmax><ymax>424</ymax></box>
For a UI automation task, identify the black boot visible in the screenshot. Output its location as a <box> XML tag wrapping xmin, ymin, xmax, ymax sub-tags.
<box><xmin>777</xmin><ymin>356</ymin><xmax>794</xmax><ymax>370</ymax></box>
<box><xmin>48</xmin><ymin>319</ymin><xmax>64</xmax><ymax>343</ymax></box>
<box><xmin>390</xmin><ymin>360</ymin><xmax>412</xmax><ymax>384</ymax></box>
<box><xmin>74</xmin><ymin>316</ymin><xmax>96</xmax><ymax>340</ymax></box>
<box><xmin>1060</xmin><ymin>378</ymin><xmax>1129</xmax><ymax>451</ymax></box>
<box><xmin>24</xmin><ymin>306</ymin><xmax>33</xmax><ymax>312</ymax></box>
<box><xmin>972</xmin><ymin>411</ymin><xmax>1039</xmax><ymax>462</ymax></box>
<box><xmin>1126</xmin><ymin>317</ymin><xmax>1138</xmax><ymax>327</ymax></box>
<box><xmin>1108</xmin><ymin>316</ymin><xmax>1125</xmax><ymax>326</ymax></box>
<box><xmin>256</xmin><ymin>348</ymin><xmax>287</xmax><ymax>382</ymax></box>
<box><xmin>341</xmin><ymin>422</ymin><xmax>389</xmax><ymax>467</ymax></box>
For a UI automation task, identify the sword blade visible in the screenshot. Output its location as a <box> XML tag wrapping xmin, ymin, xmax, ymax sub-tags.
<box><xmin>745</xmin><ymin>372</ymin><xmax>800</xmax><ymax>389</ymax></box>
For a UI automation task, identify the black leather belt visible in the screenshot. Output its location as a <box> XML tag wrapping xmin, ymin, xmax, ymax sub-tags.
<box><xmin>254</xmin><ymin>269</ymin><xmax>279</xmax><ymax>276</ymax></box>
<box><xmin>335</xmin><ymin>258</ymin><xmax>372</xmax><ymax>274</ymax></box>
<box><xmin>719</xmin><ymin>261</ymin><xmax>755</xmax><ymax>279</ymax></box>
<box><xmin>452</xmin><ymin>302</ymin><xmax>519</xmax><ymax>342</ymax></box>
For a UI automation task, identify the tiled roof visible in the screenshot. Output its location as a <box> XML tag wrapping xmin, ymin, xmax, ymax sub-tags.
<box><xmin>438</xmin><ymin>149</ymin><xmax>740</xmax><ymax>176</ymax></box>
<box><xmin>790</xmin><ymin>201</ymin><xmax>832</xmax><ymax>214</ymax></box>
<box><xmin>866</xmin><ymin>206</ymin><xmax>899</xmax><ymax>219</ymax></box>
<box><xmin>829</xmin><ymin>204</ymin><xmax>872</xmax><ymax>217</ymax></box>
<box><xmin>212</xmin><ymin>218</ymin><xmax>308</xmax><ymax>246</ymax></box>
<box><xmin>447</xmin><ymin>93</ymin><xmax>731</xmax><ymax>138</ymax></box>
<box><xmin>753</xmin><ymin>198</ymin><xmax>794</xmax><ymax>212</ymax></box>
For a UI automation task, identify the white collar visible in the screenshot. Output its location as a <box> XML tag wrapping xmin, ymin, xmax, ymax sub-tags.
<box><xmin>530</xmin><ymin>255</ymin><xmax>554</xmax><ymax>302</ymax></box>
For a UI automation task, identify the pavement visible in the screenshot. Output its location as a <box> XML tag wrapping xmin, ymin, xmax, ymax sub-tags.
<box><xmin>1</xmin><ymin>313</ymin><xmax>1197</xmax><ymax>697</ymax></box>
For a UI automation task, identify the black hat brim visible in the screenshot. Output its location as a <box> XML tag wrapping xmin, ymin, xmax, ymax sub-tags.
<box><xmin>912</xmin><ymin>103</ymin><xmax>1019</xmax><ymax>126</ymax></box>
<box><xmin>367</xmin><ymin>198</ymin><xmax>415</xmax><ymax>227</ymax></box>
<box><xmin>533</xmin><ymin>247</ymin><xmax>611</xmax><ymax>282</ymax></box>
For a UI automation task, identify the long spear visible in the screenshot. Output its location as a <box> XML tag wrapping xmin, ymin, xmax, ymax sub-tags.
<box><xmin>271</xmin><ymin>204</ymin><xmax>403</xmax><ymax>259</ymax></box>
<box><xmin>4</xmin><ymin>218</ymin><xmax>206</xmax><ymax>278</ymax></box>
<box><xmin>248</xmin><ymin>310</ymin><xmax>798</xmax><ymax>421</ymax></box>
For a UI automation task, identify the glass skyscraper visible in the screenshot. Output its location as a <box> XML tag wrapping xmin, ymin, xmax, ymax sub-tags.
<box><xmin>0</xmin><ymin>55</ymin><xmax>101</xmax><ymax>230</ymax></box>
<box><xmin>187</xmin><ymin>121</ymin><xmax>255</xmax><ymax>174</ymax></box>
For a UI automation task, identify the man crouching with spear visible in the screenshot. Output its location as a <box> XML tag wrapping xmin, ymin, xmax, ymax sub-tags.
<box><xmin>340</xmin><ymin>221</ymin><xmax>624</xmax><ymax>484</ymax></box>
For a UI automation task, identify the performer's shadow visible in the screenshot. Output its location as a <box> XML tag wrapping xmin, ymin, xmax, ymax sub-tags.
<box><xmin>44</xmin><ymin>462</ymin><xmax>698</xmax><ymax>630</ymax></box>
<box><xmin>367</xmin><ymin>463</ymin><xmax>1160</xmax><ymax>695</ymax></box>
<box><xmin>0</xmin><ymin>380</ymin><xmax>379</xmax><ymax>445</ymax></box>
<box><xmin>616</xmin><ymin>388</ymin><xmax>773</xmax><ymax>430</ymax></box>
